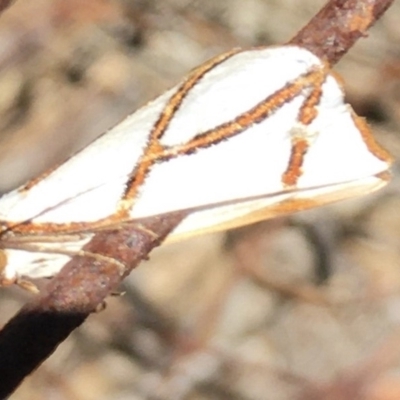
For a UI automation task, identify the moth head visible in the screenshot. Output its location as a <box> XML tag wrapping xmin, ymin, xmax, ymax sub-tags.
<box><xmin>0</xmin><ymin>249</ymin><xmax>13</xmax><ymax>287</ymax></box>
<box><xmin>0</xmin><ymin>249</ymin><xmax>39</xmax><ymax>292</ymax></box>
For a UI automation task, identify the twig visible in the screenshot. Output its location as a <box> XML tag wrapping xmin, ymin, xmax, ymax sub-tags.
<box><xmin>0</xmin><ymin>0</ymin><xmax>395</xmax><ymax>397</ymax></box>
<box><xmin>0</xmin><ymin>213</ymin><xmax>186</xmax><ymax>398</ymax></box>
<box><xmin>289</xmin><ymin>0</ymin><xmax>394</xmax><ymax>64</ymax></box>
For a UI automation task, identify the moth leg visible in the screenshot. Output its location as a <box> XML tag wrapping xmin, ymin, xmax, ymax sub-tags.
<box><xmin>129</xmin><ymin>223</ymin><xmax>160</xmax><ymax>240</ymax></box>
<box><xmin>16</xmin><ymin>278</ymin><xmax>40</xmax><ymax>294</ymax></box>
<box><xmin>0</xmin><ymin>273</ymin><xmax>39</xmax><ymax>294</ymax></box>
<box><xmin>110</xmin><ymin>290</ymin><xmax>126</xmax><ymax>297</ymax></box>
<box><xmin>95</xmin><ymin>221</ymin><xmax>161</xmax><ymax>241</ymax></box>
<box><xmin>76</xmin><ymin>250</ymin><xmax>127</xmax><ymax>276</ymax></box>
<box><xmin>95</xmin><ymin>301</ymin><xmax>107</xmax><ymax>313</ymax></box>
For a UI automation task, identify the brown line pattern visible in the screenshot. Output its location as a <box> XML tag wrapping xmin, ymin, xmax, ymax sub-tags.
<box><xmin>158</xmin><ymin>69</ymin><xmax>322</xmax><ymax>160</ymax></box>
<box><xmin>297</xmin><ymin>66</ymin><xmax>326</xmax><ymax>125</ymax></box>
<box><xmin>0</xmin><ymin>52</ymin><xmax>322</xmax><ymax>236</ymax></box>
<box><xmin>150</xmin><ymin>49</ymin><xmax>243</xmax><ymax>143</ymax></box>
<box><xmin>350</xmin><ymin>110</ymin><xmax>393</xmax><ymax>163</ymax></box>
<box><xmin>281</xmin><ymin>67</ymin><xmax>327</xmax><ymax>186</ymax></box>
<box><xmin>120</xmin><ymin>49</ymin><xmax>242</xmax><ymax>212</ymax></box>
<box><xmin>119</xmin><ymin>67</ymin><xmax>324</xmax><ymax>213</ymax></box>
<box><xmin>281</xmin><ymin>139</ymin><xmax>310</xmax><ymax>186</ymax></box>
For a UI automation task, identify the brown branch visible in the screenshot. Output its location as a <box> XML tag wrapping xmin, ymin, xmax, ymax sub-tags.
<box><xmin>0</xmin><ymin>0</ymin><xmax>395</xmax><ymax>397</ymax></box>
<box><xmin>288</xmin><ymin>0</ymin><xmax>395</xmax><ymax>64</ymax></box>
<box><xmin>0</xmin><ymin>213</ymin><xmax>186</xmax><ymax>398</ymax></box>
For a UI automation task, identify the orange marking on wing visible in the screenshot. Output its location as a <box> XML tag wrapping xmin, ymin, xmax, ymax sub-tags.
<box><xmin>161</xmin><ymin>69</ymin><xmax>324</xmax><ymax>158</ymax></box>
<box><xmin>150</xmin><ymin>49</ymin><xmax>242</xmax><ymax>141</ymax></box>
<box><xmin>281</xmin><ymin>138</ymin><xmax>310</xmax><ymax>187</ymax></box>
<box><xmin>121</xmin><ymin>55</ymin><xmax>321</xmax><ymax>209</ymax></box>
<box><xmin>0</xmin><ymin>213</ymin><xmax>132</xmax><ymax>235</ymax></box>
<box><xmin>121</xmin><ymin>49</ymin><xmax>242</xmax><ymax>207</ymax></box>
<box><xmin>351</xmin><ymin>111</ymin><xmax>393</xmax><ymax>164</ymax></box>
<box><xmin>297</xmin><ymin>67</ymin><xmax>326</xmax><ymax>125</ymax></box>
<box><xmin>281</xmin><ymin>68</ymin><xmax>327</xmax><ymax>187</ymax></box>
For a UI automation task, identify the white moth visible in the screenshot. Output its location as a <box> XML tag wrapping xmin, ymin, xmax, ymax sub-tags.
<box><xmin>0</xmin><ymin>45</ymin><xmax>392</xmax><ymax>288</ymax></box>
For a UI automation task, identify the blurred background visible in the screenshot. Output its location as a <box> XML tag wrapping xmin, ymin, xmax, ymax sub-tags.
<box><xmin>0</xmin><ymin>0</ymin><xmax>400</xmax><ymax>399</ymax></box>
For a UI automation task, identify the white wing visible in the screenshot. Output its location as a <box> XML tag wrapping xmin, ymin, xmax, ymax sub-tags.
<box><xmin>0</xmin><ymin>45</ymin><xmax>392</xmax><ymax>282</ymax></box>
<box><xmin>1</xmin><ymin>46</ymin><xmax>389</xmax><ymax>231</ymax></box>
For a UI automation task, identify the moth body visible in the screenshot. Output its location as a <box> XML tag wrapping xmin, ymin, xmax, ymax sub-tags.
<box><xmin>0</xmin><ymin>45</ymin><xmax>392</xmax><ymax>286</ymax></box>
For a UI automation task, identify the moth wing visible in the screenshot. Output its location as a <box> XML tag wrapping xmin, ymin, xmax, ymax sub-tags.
<box><xmin>0</xmin><ymin>46</ymin><xmax>391</xmax><ymax>235</ymax></box>
<box><xmin>0</xmin><ymin>46</ymin><xmax>321</xmax><ymax>226</ymax></box>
